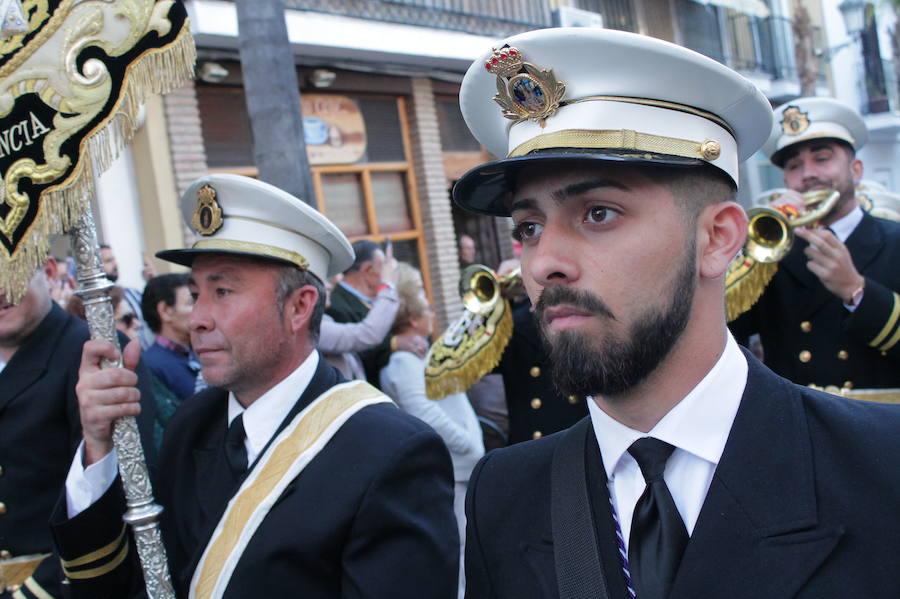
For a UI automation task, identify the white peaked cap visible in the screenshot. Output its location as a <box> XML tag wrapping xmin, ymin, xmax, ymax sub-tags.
<box><xmin>453</xmin><ymin>27</ymin><xmax>773</xmax><ymax>215</ymax></box>
<box><xmin>157</xmin><ymin>174</ymin><xmax>354</xmax><ymax>282</ymax></box>
<box><xmin>764</xmin><ymin>96</ymin><xmax>868</xmax><ymax>167</ymax></box>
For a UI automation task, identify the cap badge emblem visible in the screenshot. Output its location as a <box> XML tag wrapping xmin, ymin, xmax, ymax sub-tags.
<box><xmin>485</xmin><ymin>45</ymin><xmax>566</xmax><ymax>128</ymax></box>
<box><xmin>192</xmin><ymin>184</ymin><xmax>224</xmax><ymax>236</ymax></box>
<box><xmin>780</xmin><ymin>106</ymin><xmax>810</xmax><ymax>136</ymax></box>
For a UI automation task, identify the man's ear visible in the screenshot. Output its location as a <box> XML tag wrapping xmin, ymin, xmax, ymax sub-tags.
<box><xmin>157</xmin><ymin>300</ymin><xmax>173</xmax><ymax>324</ymax></box>
<box><xmin>284</xmin><ymin>285</ymin><xmax>319</xmax><ymax>334</ymax></box>
<box><xmin>697</xmin><ymin>201</ymin><xmax>746</xmax><ymax>280</ymax></box>
<box><xmin>851</xmin><ymin>158</ymin><xmax>863</xmax><ymax>184</ymax></box>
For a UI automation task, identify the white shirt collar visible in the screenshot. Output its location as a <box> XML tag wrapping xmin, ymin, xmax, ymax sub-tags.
<box><xmin>829</xmin><ymin>205</ymin><xmax>864</xmax><ymax>243</ymax></box>
<box><xmin>588</xmin><ymin>332</ymin><xmax>748</xmax><ymax>481</ymax></box>
<box><xmin>227</xmin><ymin>350</ymin><xmax>319</xmax><ymax>463</ymax></box>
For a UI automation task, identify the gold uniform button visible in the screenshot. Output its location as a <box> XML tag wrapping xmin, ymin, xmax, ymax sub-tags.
<box><xmin>529</xmin><ymin>366</ymin><xmax>541</xmax><ymax>378</ymax></box>
<box><xmin>567</xmin><ymin>395</ymin><xmax>578</xmax><ymax>405</ymax></box>
<box><xmin>843</xmin><ymin>381</ymin><xmax>854</xmax><ymax>390</ymax></box>
<box><xmin>0</xmin><ymin>549</ymin><xmax>10</xmax><ymax>559</ymax></box>
<box><xmin>837</xmin><ymin>350</ymin><xmax>849</xmax><ymax>360</ymax></box>
<box><xmin>800</xmin><ymin>321</ymin><xmax>812</xmax><ymax>333</ymax></box>
<box><xmin>532</xmin><ymin>431</ymin><xmax>542</xmax><ymax>440</ymax></box>
<box><xmin>0</xmin><ymin>503</ymin><xmax>6</xmax><ymax>515</ymax></box>
<box><xmin>530</xmin><ymin>398</ymin><xmax>542</xmax><ymax>409</ymax></box>
<box><xmin>799</xmin><ymin>350</ymin><xmax>812</xmax><ymax>363</ymax></box>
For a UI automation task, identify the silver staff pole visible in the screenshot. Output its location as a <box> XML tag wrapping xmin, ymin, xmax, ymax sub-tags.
<box><xmin>70</xmin><ymin>200</ymin><xmax>175</xmax><ymax>599</ymax></box>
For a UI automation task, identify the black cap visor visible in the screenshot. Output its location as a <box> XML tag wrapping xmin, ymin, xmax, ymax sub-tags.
<box><xmin>156</xmin><ymin>247</ymin><xmax>299</xmax><ymax>269</ymax></box>
<box><xmin>452</xmin><ymin>148</ymin><xmax>705</xmax><ymax>216</ymax></box>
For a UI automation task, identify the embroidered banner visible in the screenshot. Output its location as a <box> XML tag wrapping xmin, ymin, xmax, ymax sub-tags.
<box><xmin>0</xmin><ymin>0</ymin><xmax>195</xmax><ymax>302</ymax></box>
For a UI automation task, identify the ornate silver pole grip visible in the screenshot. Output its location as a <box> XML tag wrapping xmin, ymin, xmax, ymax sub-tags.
<box><xmin>70</xmin><ymin>204</ymin><xmax>175</xmax><ymax>599</ymax></box>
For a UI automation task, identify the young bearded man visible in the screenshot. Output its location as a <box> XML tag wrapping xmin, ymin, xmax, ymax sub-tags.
<box><xmin>730</xmin><ymin>97</ymin><xmax>900</xmax><ymax>393</ymax></box>
<box><xmin>52</xmin><ymin>174</ymin><xmax>458</xmax><ymax>598</ymax></box>
<box><xmin>453</xmin><ymin>28</ymin><xmax>900</xmax><ymax>599</ymax></box>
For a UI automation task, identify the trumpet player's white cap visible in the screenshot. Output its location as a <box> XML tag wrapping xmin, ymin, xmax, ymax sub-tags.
<box><xmin>452</xmin><ymin>27</ymin><xmax>772</xmax><ymax>216</ymax></box>
<box><xmin>156</xmin><ymin>174</ymin><xmax>354</xmax><ymax>283</ymax></box>
<box><xmin>764</xmin><ymin>97</ymin><xmax>868</xmax><ymax>167</ymax></box>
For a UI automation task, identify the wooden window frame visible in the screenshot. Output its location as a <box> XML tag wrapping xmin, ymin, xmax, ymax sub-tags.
<box><xmin>209</xmin><ymin>94</ymin><xmax>432</xmax><ymax>301</ymax></box>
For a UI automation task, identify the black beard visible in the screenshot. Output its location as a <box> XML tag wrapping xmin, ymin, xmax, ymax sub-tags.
<box><xmin>106</xmin><ymin>271</ymin><xmax>118</xmax><ymax>283</ymax></box>
<box><xmin>535</xmin><ymin>244</ymin><xmax>696</xmax><ymax>398</ymax></box>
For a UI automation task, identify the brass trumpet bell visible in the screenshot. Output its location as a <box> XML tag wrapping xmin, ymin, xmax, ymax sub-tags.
<box><xmin>459</xmin><ymin>264</ymin><xmax>521</xmax><ymax>316</ymax></box>
<box><xmin>743</xmin><ymin>189</ymin><xmax>840</xmax><ymax>264</ymax></box>
<box><xmin>745</xmin><ymin>206</ymin><xmax>792</xmax><ymax>263</ymax></box>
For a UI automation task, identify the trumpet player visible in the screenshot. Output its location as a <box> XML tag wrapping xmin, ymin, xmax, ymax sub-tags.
<box><xmin>731</xmin><ymin>97</ymin><xmax>900</xmax><ymax>392</ymax></box>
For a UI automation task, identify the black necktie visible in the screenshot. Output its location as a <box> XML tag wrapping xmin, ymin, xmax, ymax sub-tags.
<box><xmin>627</xmin><ymin>438</ymin><xmax>688</xmax><ymax>599</ymax></box>
<box><xmin>224</xmin><ymin>413</ymin><xmax>248</xmax><ymax>478</ymax></box>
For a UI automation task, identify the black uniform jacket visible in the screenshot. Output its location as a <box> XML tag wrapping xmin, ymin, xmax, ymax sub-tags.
<box><xmin>731</xmin><ymin>212</ymin><xmax>900</xmax><ymax>389</ymax></box>
<box><xmin>326</xmin><ymin>284</ymin><xmax>392</xmax><ymax>386</ymax></box>
<box><xmin>52</xmin><ymin>357</ymin><xmax>459</xmax><ymax>599</ymax></box>
<box><xmin>496</xmin><ymin>300</ymin><xmax>587</xmax><ymax>444</ymax></box>
<box><xmin>465</xmin><ymin>352</ymin><xmax>900</xmax><ymax>599</ymax></box>
<box><xmin>0</xmin><ymin>304</ymin><xmax>156</xmax><ymax>599</ymax></box>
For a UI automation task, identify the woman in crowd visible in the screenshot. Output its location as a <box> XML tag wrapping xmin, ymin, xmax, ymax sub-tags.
<box><xmin>379</xmin><ymin>264</ymin><xmax>484</xmax><ymax>599</ymax></box>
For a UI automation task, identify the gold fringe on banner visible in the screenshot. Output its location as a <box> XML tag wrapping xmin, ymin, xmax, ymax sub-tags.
<box><xmin>1</xmin><ymin>24</ymin><xmax>196</xmax><ymax>304</ymax></box>
<box><xmin>724</xmin><ymin>253</ymin><xmax>777</xmax><ymax>323</ymax></box>
<box><xmin>425</xmin><ymin>302</ymin><xmax>513</xmax><ymax>400</ymax></box>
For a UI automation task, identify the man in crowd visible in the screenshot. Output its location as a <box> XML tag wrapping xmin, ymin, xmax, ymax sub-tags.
<box><xmin>0</xmin><ymin>258</ymin><xmax>156</xmax><ymax>599</ymax></box>
<box><xmin>326</xmin><ymin>239</ymin><xmax>428</xmax><ymax>385</ymax></box>
<box><xmin>99</xmin><ymin>244</ymin><xmax>153</xmax><ymax>349</ymax></box>
<box><xmin>458</xmin><ymin>234</ymin><xmax>477</xmax><ymax>268</ymax></box>
<box><xmin>141</xmin><ymin>273</ymin><xmax>202</xmax><ymax>442</ymax></box>
<box><xmin>455</xmin><ymin>28</ymin><xmax>900</xmax><ymax>598</ymax></box>
<box><xmin>731</xmin><ymin>97</ymin><xmax>900</xmax><ymax>392</ymax></box>
<box><xmin>52</xmin><ymin>174</ymin><xmax>458</xmax><ymax>598</ymax></box>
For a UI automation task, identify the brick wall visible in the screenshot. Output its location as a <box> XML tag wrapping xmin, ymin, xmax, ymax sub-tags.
<box><xmin>163</xmin><ymin>80</ymin><xmax>209</xmax><ymax>245</ymax></box>
<box><xmin>408</xmin><ymin>77</ymin><xmax>463</xmax><ymax>331</ymax></box>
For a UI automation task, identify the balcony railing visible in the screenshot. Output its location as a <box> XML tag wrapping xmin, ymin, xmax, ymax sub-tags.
<box><xmin>282</xmin><ymin>0</ymin><xmax>553</xmax><ymax>37</ymax></box>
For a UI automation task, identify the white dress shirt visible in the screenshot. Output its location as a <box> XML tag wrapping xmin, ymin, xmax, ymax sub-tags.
<box><xmin>829</xmin><ymin>205</ymin><xmax>863</xmax><ymax>244</ymax></box>
<box><xmin>587</xmin><ymin>333</ymin><xmax>748</xmax><ymax>551</ymax></box>
<box><xmin>66</xmin><ymin>351</ymin><xmax>320</xmax><ymax>517</ymax></box>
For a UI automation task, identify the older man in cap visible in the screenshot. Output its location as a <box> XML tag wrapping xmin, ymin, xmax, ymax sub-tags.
<box><xmin>51</xmin><ymin>174</ymin><xmax>458</xmax><ymax>598</ymax></box>
<box><xmin>731</xmin><ymin>97</ymin><xmax>900</xmax><ymax>393</ymax></box>
<box><xmin>455</xmin><ymin>28</ymin><xmax>900</xmax><ymax>599</ymax></box>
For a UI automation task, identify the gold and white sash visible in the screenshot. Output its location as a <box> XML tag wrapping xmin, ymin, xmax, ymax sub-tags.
<box><xmin>189</xmin><ymin>380</ymin><xmax>392</xmax><ymax>599</ymax></box>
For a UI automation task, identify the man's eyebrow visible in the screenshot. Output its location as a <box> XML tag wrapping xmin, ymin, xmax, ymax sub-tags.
<box><xmin>188</xmin><ymin>270</ymin><xmax>239</xmax><ymax>286</ymax></box>
<box><xmin>511</xmin><ymin>179</ymin><xmax>629</xmax><ymax>212</ymax></box>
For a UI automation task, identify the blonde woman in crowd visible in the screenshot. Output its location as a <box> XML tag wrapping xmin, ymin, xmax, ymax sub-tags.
<box><xmin>379</xmin><ymin>263</ymin><xmax>484</xmax><ymax>599</ymax></box>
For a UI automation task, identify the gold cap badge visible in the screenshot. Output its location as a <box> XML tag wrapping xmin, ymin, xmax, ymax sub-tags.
<box><xmin>486</xmin><ymin>45</ymin><xmax>566</xmax><ymax>128</ymax></box>
<box><xmin>780</xmin><ymin>106</ymin><xmax>810</xmax><ymax>136</ymax></box>
<box><xmin>192</xmin><ymin>184</ymin><xmax>224</xmax><ymax>236</ymax></box>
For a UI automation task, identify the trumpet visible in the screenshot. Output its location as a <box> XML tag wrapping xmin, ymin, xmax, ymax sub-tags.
<box><xmin>424</xmin><ymin>264</ymin><xmax>521</xmax><ymax>399</ymax></box>
<box><xmin>459</xmin><ymin>264</ymin><xmax>522</xmax><ymax>315</ymax></box>
<box><xmin>744</xmin><ymin>189</ymin><xmax>840</xmax><ymax>263</ymax></box>
<box><xmin>726</xmin><ymin>188</ymin><xmax>841</xmax><ymax>323</ymax></box>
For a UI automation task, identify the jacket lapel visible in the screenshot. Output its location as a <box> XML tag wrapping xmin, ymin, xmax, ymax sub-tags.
<box><xmin>779</xmin><ymin>238</ymin><xmax>834</xmax><ymax>318</ymax></box>
<box><xmin>520</xmin><ymin>420</ymin><xmax>630</xmax><ymax>599</ymax></box>
<box><xmin>845</xmin><ymin>212</ymin><xmax>884</xmax><ymax>274</ymax></box>
<box><xmin>671</xmin><ymin>353</ymin><xmax>842</xmax><ymax>599</ymax></box>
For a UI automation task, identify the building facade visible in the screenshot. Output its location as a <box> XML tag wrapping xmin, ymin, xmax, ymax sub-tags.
<box><xmin>95</xmin><ymin>0</ymin><xmax>862</xmax><ymax>327</ymax></box>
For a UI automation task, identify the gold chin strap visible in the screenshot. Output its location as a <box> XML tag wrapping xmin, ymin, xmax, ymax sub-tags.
<box><xmin>509</xmin><ymin>128</ymin><xmax>721</xmax><ymax>162</ymax></box>
<box><xmin>191</xmin><ymin>239</ymin><xmax>310</xmax><ymax>271</ymax></box>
